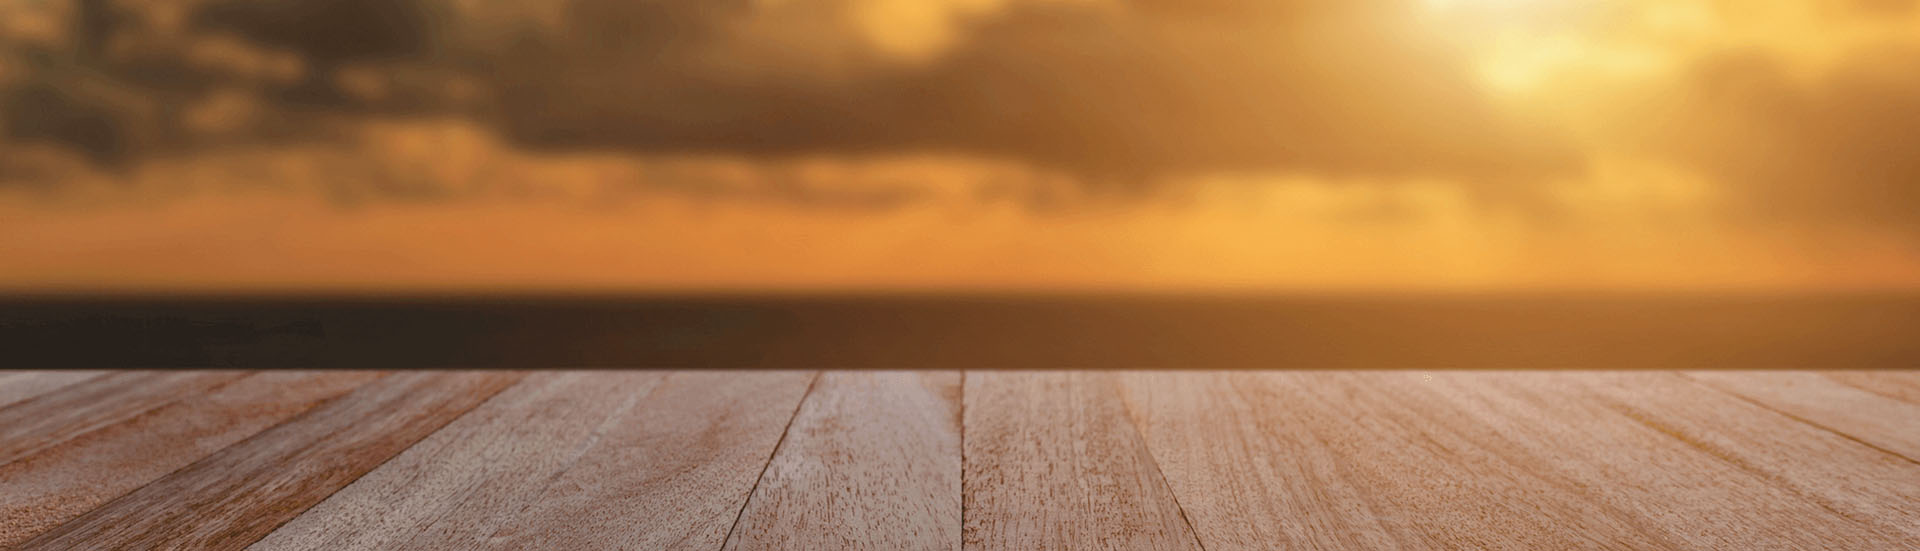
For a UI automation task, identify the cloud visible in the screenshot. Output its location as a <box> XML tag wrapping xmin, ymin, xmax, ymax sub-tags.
<box><xmin>482</xmin><ymin>0</ymin><xmax>1580</xmax><ymax>185</ymax></box>
<box><xmin>0</xmin><ymin>0</ymin><xmax>1578</xmax><ymax>202</ymax></box>
<box><xmin>1632</xmin><ymin>47</ymin><xmax>1920</xmax><ymax>234</ymax></box>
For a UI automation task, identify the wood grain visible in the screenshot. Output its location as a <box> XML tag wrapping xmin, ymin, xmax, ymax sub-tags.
<box><xmin>15</xmin><ymin>371</ymin><xmax>522</xmax><ymax>551</ymax></box>
<box><xmin>1120</xmin><ymin>372</ymin><xmax>1678</xmax><ymax>551</ymax></box>
<box><xmin>0</xmin><ymin>370</ymin><xmax>383</xmax><ymax>548</ymax></box>
<box><xmin>472</xmin><ymin>371</ymin><xmax>816</xmax><ymax>550</ymax></box>
<box><xmin>1441</xmin><ymin>372</ymin><xmax>1920</xmax><ymax>548</ymax></box>
<box><xmin>249</xmin><ymin>371</ymin><xmax>669</xmax><ymax>551</ymax></box>
<box><xmin>1121</xmin><ymin>371</ymin><xmax>1920</xmax><ymax>550</ymax></box>
<box><xmin>962</xmin><ymin>372</ymin><xmax>1202</xmax><ymax>551</ymax></box>
<box><xmin>0</xmin><ymin>371</ymin><xmax>108</xmax><ymax>410</ymax></box>
<box><xmin>1820</xmin><ymin>370</ymin><xmax>1920</xmax><ymax>405</ymax></box>
<box><xmin>724</xmin><ymin>371</ymin><xmax>963</xmax><ymax>551</ymax></box>
<box><xmin>0</xmin><ymin>371</ymin><xmax>251</xmax><ymax>465</ymax></box>
<box><xmin>4</xmin><ymin>370</ymin><xmax>1916</xmax><ymax>550</ymax></box>
<box><xmin>1684</xmin><ymin>371</ymin><xmax>1920</xmax><ymax>461</ymax></box>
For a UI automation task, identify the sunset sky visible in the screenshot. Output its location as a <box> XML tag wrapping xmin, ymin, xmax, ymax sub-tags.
<box><xmin>3</xmin><ymin>0</ymin><xmax>1918</xmax><ymax>292</ymax></box>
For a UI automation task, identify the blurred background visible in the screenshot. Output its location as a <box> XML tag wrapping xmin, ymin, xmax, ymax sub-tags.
<box><xmin>2</xmin><ymin>0</ymin><xmax>1919</xmax><ymax>367</ymax></box>
<box><xmin>2</xmin><ymin>0</ymin><xmax>1917</xmax><ymax>293</ymax></box>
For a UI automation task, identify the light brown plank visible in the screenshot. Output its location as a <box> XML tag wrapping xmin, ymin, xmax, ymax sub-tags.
<box><xmin>0</xmin><ymin>371</ymin><xmax>251</xmax><ymax>465</ymax></box>
<box><xmin>724</xmin><ymin>371</ymin><xmax>963</xmax><ymax>551</ymax></box>
<box><xmin>1684</xmin><ymin>371</ymin><xmax>1920</xmax><ymax>461</ymax></box>
<box><xmin>1415</xmin><ymin>372</ymin><xmax>1919</xmax><ymax>549</ymax></box>
<box><xmin>0</xmin><ymin>371</ymin><xmax>109</xmax><ymax>410</ymax></box>
<box><xmin>248</xmin><ymin>371</ymin><xmax>669</xmax><ymax>551</ymax></box>
<box><xmin>1821</xmin><ymin>370</ymin><xmax>1920</xmax><ymax>405</ymax></box>
<box><xmin>962</xmin><ymin>372</ymin><xmax>1202</xmax><ymax>551</ymax></box>
<box><xmin>1120</xmin><ymin>371</ymin><xmax>1676</xmax><ymax>551</ymax></box>
<box><xmin>1124</xmin><ymin>372</ymin><xmax>1920</xmax><ymax>550</ymax></box>
<box><xmin>471</xmin><ymin>371</ymin><xmax>817</xmax><ymax>550</ymax></box>
<box><xmin>15</xmin><ymin>371</ymin><xmax>523</xmax><ymax>551</ymax></box>
<box><xmin>0</xmin><ymin>370</ymin><xmax>384</xmax><ymax>548</ymax></box>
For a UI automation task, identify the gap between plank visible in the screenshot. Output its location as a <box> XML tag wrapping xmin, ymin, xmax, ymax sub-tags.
<box><xmin>719</xmin><ymin>370</ymin><xmax>822</xmax><ymax>550</ymax></box>
<box><xmin>957</xmin><ymin>370</ymin><xmax>966</xmax><ymax>551</ymax></box>
<box><xmin>0</xmin><ymin>372</ymin><xmax>110</xmax><ymax>414</ymax></box>
<box><xmin>13</xmin><ymin>372</ymin><xmax>279</xmax><ymax>529</ymax></box>
<box><xmin>1817</xmin><ymin>372</ymin><xmax>1920</xmax><ymax>406</ymax></box>
<box><xmin>2</xmin><ymin>372</ymin><xmax>254</xmax><ymax>468</ymax></box>
<box><xmin>386</xmin><ymin>382</ymin><xmax>556</xmax><ymax>547</ymax></box>
<box><xmin>476</xmin><ymin>372</ymin><xmax>673</xmax><ymax>546</ymax></box>
<box><xmin>242</xmin><ymin>372</ymin><xmax>525</xmax><ymax>549</ymax></box>
<box><xmin>21</xmin><ymin>372</ymin><xmax>396</xmax><ymax>548</ymax></box>
<box><xmin>1110</xmin><ymin>374</ymin><xmax>1211</xmax><ymax>551</ymax></box>
<box><xmin>1674</xmin><ymin>373</ymin><xmax>1920</xmax><ymax>467</ymax></box>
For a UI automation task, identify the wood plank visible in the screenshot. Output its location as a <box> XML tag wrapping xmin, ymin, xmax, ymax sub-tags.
<box><xmin>1684</xmin><ymin>371</ymin><xmax>1920</xmax><ymax>461</ymax></box>
<box><xmin>1821</xmin><ymin>370</ymin><xmax>1920</xmax><ymax>405</ymax></box>
<box><xmin>1413</xmin><ymin>372</ymin><xmax>1920</xmax><ymax>548</ymax></box>
<box><xmin>0</xmin><ymin>371</ymin><xmax>251</xmax><ymax>465</ymax></box>
<box><xmin>0</xmin><ymin>371</ymin><xmax>384</xmax><ymax>548</ymax></box>
<box><xmin>724</xmin><ymin>371</ymin><xmax>962</xmax><ymax>551</ymax></box>
<box><xmin>962</xmin><ymin>372</ymin><xmax>1202</xmax><ymax>551</ymax></box>
<box><xmin>248</xmin><ymin>371</ymin><xmax>669</xmax><ymax>551</ymax></box>
<box><xmin>1122</xmin><ymin>371</ymin><xmax>1920</xmax><ymax>550</ymax></box>
<box><xmin>15</xmin><ymin>371</ymin><xmax>523</xmax><ymax>551</ymax></box>
<box><xmin>1119</xmin><ymin>371</ymin><xmax>1677</xmax><ymax>551</ymax></box>
<box><xmin>0</xmin><ymin>371</ymin><xmax>109</xmax><ymax>410</ymax></box>
<box><xmin>471</xmin><ymin>371</ymin><xmax>817</xmax><ymax>550</ymax></box>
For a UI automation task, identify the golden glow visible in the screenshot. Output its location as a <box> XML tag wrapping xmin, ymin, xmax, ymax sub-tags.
<box><xmin>3</xmin><ymin>0</ymin><xmax>1919</xmax><ymax>292</ymax></box>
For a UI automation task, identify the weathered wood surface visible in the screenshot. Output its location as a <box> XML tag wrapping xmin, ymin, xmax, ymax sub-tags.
<box><xmin>4</xmin><ymin>370</ymin><xmax>1917</xmax><ymax>550</ymax></box>
<box><xmin>469</xmin><ymin>371</ymin><xmax>816</xmax><ymax>550</ymax></box>
<box><xmin>1555</xmin><ymin>373</ymin><xmax>1920</xmax><ymax>547</ymax></box>
<box><xmin>0</xmin><ymin>371</ymin><xmax>250</xmax><ymax>464</ymax></box>
<box><xmin>0</xmin><ymin>371</ymin><xmax>108</xmax><ymax>410</ymax></box>
<box><xmin>15</xmin><ymin>372</ymin><xmax>522</xmax><ymax>551</ymax></box>
<box><xmin>724</xmin><ymin>371</ymin><xmax>963</xmax><ymax>551</ymax></box>
<box><xmin>0</xmin><ymin>371</ymin><xmax>383</xmax><ymax>548</ymax></box>
<box><xmin>1121</xmin><ymin>372</ymin><xmax>1677</xmax><ymax>550</ymax></box>
<box><xmin>1685</xmin><ymin>371</ymin><xmax>1920</xmax><ymax>461</ymax></box>
<box><xmin>1118</xmin><ymin>371</ymin><xmax>1920</xmax><ymax>550</ymax></box>
<box><xmin>1820</xmin><ymin>370</ymin><xmax>1920</xmax><ymax>405</ymax></box>
<box><xmin>962</xmin><ymin>372</ymin><xmax>1203</xmax><ymax>551</ymax></box>
<box><xmin>248</xmin><ymin>372</ymin><xmax>669</xmax><ymax>550</ymax></box>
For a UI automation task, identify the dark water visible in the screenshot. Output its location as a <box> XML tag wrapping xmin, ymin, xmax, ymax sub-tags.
<box><xmin>3</xmin><ymin>293</ymin><xmax>1917</xmax><ymax>368</ymax></box>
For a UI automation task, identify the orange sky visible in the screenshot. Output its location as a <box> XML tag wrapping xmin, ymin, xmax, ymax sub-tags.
<box><xmin>3</xmin><ymin>0</ymin><xmax>1920</xmax><ymax>292</ymax></box>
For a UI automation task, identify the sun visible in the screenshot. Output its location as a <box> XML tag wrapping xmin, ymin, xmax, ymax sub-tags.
<box><xmin>1418</xmin><ymin>0</ymin><xmax>1581</xmax><ymax>23</ymax></box>
<box><xmin>1421</xmin><ymin>0</ymin><xmax>1553</xmax><ymax>10</ymax></box>
<box><xmin>1412</xmin><ymin>0</ymin><xmax>1644</xmax><ymax>96</ymax></box>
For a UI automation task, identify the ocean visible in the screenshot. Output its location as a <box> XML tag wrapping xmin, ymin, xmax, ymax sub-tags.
<box><xmin>4</xmin><ymin>293</ymin><xmax>1917</xmax><ymax>369</ymax></box>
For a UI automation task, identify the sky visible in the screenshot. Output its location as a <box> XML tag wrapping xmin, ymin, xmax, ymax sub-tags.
<box><xmin>2</xmin><ymin>0</ymin><xmax>1918</xmax><ymax>292</ymax></box>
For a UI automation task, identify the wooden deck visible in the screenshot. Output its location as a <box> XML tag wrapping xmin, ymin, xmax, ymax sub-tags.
<box><xmin>2</xmin><ymin>370</ymin><xmax>1916</xmax><ymax>550</ymax></box>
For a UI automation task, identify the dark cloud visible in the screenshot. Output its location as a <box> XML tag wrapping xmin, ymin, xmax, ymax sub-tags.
<box><xmin>1636</xmin><ymin>48</ymin><xmax>1920</xmax><ymax>234</ymax></box>
<box><xmin>4</xmin><ymin>80</ymin><xmax>134</xmax><ymax>164</ymax></box>
<box><xmin>191</xmin><ymin>0</ymin><xmax>434</xmax><ymax>62</ymax></box>
<box><xmin>190</xmin><ymin>0</ymin><xmax>436</xmax><ymax>102</ymax></box>
<box><xmin>486</xmin><ymin>0</ymin><xmax>1578</xmax><ymax>185</ymax></box>
<box><xmin>2</xmin><ymin>0</ymin><xmax>1576</xmax><ymax>199</ymax></box>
